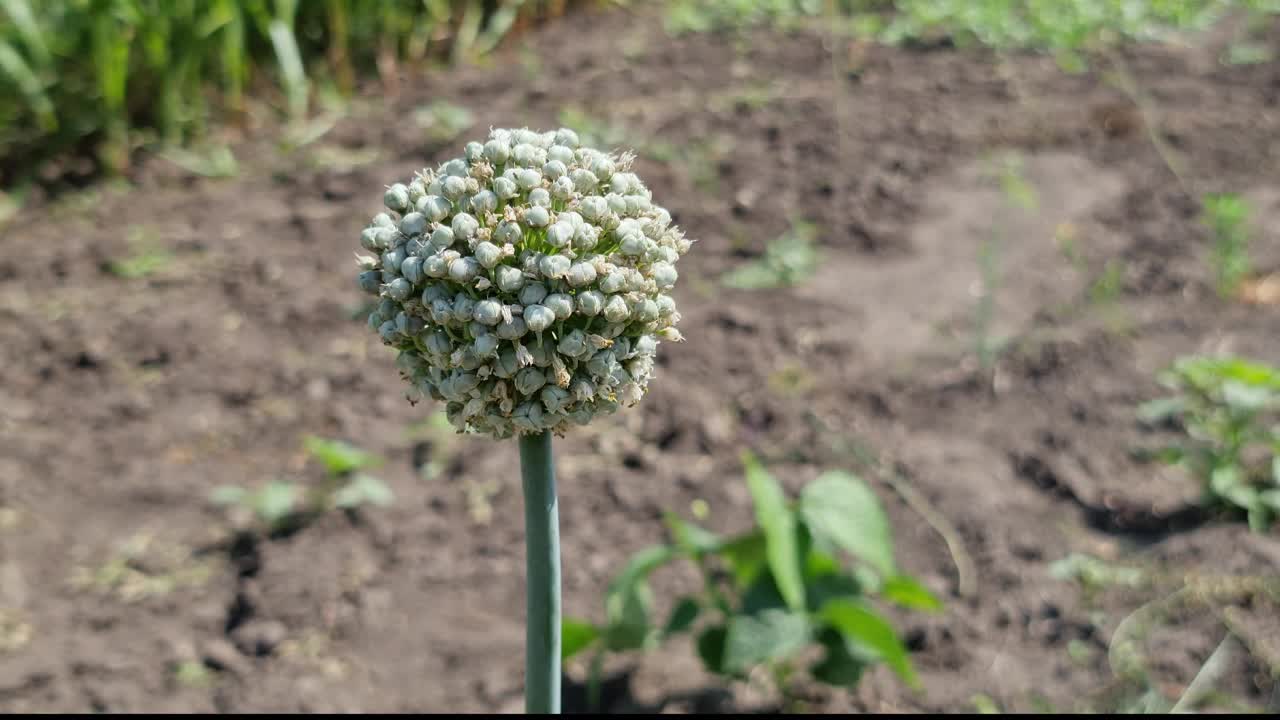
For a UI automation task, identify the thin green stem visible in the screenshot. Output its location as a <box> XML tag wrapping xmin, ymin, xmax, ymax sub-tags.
<box><xmin>519</xmin><ymin>430</ymin><xmax>561</xmax><ymax>714</ymax></box>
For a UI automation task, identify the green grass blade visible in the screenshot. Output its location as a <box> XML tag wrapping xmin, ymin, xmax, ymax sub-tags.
<box><xmin>0</xmin><ymin>40</ymin><xmax>55</xmax><ymax>131</ymax></box>
<box><xmin>267</xmin><ymin>18</ymin><xmax>308</xmax><ymax>121</ymax></box>
<box><xmin>0</xmin><ymin>0</ymin><xmax>51</xmax><ymax>68</ymax></box>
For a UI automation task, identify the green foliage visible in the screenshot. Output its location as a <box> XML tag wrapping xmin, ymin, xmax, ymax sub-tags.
<box><xmin>0</xmin><ymin>0</ymin><xmax>560</xmax><ymax>177</ymax></box>
<box><xmin>1200</xmin><ymin>193</ymin><xmax>1253</xmax><ymax>298</ymax></box>
<box><xmin>721</xmin><ymin>221</ymin><xmax>820</xmax><ymax>290</ymax></box>
<box><xmin>1139</xmin><ymin>356</ymin><xmax>1280</xmax><ymax>531</ymax></box>
<box><xmin>563</xmin><ymin>452</ymin><xmax>939</xmax><ymax>709</ymax></box>
<box><xmin>212</xmin><ymin>436</ymin><xmax>392</xmax><ymax>533</ymax></box>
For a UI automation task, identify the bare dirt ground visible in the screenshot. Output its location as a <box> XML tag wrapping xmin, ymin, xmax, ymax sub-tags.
<box><xmin>2</xmin><ymin>4</ymin><xmax>1279</xmax><ymax>714</ymax></box>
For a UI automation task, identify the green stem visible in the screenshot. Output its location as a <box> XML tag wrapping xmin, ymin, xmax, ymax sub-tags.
<box><xmin>519</xmin><ymin>430</ymin><xmax>561</xmax><ymax>714</ymax></box>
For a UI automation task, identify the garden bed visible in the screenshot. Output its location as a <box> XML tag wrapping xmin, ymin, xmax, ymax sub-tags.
<box><xmin>1</xmin><ymin>4</ymin><xmax>1278</xmax><ymax>713</ymax></box>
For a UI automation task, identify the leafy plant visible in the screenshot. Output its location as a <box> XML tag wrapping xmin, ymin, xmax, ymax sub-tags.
<box><xmin>212</xmin><ymin>436</ymin><xmax>392</xmax><ymax>533</ymax></box>
<box><xmin>721</xmin><ymin>222</ymin><xmax>820</xmax><ymax>290</ymax></box>
<box><xmin>1138</xmin><ymin>356</ymin><xmax>1280</xmax><ymax>532</ymax></box>
<box><xmin>1200</xmin><ymin>193</ymin><xmax>1253</xmax><ymax>298</ymax></box>
<box><xmin>563</xmin><ymin>452</ymin><xmax>940</xmax><ymax>711</ymax></box>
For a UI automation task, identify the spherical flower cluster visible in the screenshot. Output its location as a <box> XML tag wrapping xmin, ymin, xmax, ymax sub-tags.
<box><xmin>356</xmin><ymin>127</ymin><xmax>692</xmax><ymax>438</ymax></box>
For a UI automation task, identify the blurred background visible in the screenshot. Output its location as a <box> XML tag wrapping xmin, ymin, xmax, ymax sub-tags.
<box><xmin>2</xmin><ymin>0</ymin><xmax>1279</xmax><ymax>714</ymax></box>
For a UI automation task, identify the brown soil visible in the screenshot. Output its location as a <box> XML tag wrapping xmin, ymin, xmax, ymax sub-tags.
<box><xmin>3</xmin><ymin>4</ymin><xmax>1280</xmax><ymax>714</ymax></box>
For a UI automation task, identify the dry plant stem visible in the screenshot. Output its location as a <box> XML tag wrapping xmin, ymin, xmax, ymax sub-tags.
<box><xmin>886</xmin><ymin>474</ymin><xmax>978</xmax><ymax>598</ymax></box>
<box><xmin>520</xmin><ymin>430</ymin><xmax>561</xmax><ymax>714</ymax></box>
<box><xmin>1171</xmin><ymin>633</ymin><xmax>1238</xmax><ymax>713</ymax></box>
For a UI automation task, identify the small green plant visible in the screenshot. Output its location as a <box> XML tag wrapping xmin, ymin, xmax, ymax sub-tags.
<box><xmin>1200</xmin><ymin>193</ymin><xmax>1253</xmax><ymax>298</ymax></box>
<box><xmin>1138</xmin><ymin>356</ymin><xmax>1280</xmax><ymax>532</ymax></box>
<box><xmin>106</xmin><ymin>227</ymin><xmax>173</xmax><ymax>280</ymax></box>
<box><xmin>211</xmin><ymin>436</ymin><xmax>392</xmax><ymax>533</ymax></box>
<box><xmin>563</xmin><ymin>452</ymin><xmax>940</xmax><ymax>711</ymax></box>
<box><xmin>721</xmin><ymin>221</ymin><xmax>820</xmax><ymax>290</ymax></box>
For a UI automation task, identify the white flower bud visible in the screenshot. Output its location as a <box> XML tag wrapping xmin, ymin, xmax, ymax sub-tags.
<box><xmin>599</xmin><ymin>271</ymin><xmax>627</xmax><ymax>294</ymax></box>
<box><xmin>495</xmin><ymin>265</ymin><xmax>525</xmax><ymax>292</ymax></box>
<box><xmin>496</xmin><ymin>315</ymin><xmax>528</xmax><ymax>340</ymax></box>
<box><xmin>572</xmin><ymin>223</ymin><xmax>599</xmax><ymax>251</ymax></box>
<box><xmin>493</xmin><ymin>176</ymin><xmax>518</xmax><ymax>200</ymax></box>
<box><xmin>401</xmin><ymin>256</ymin><xmax>425</xmax><ymax>284</ymax></box>
<box><xmin>546</xmin><ymin>221</ymin><xmax>574</xmax><ymax>248</ymax></box>
<box><xmin>474</xmin><ymin>333</ymin><xmax>499</xmax><ymax>358</ymax></box>
<box><xmin>651</xmin><ymin>262</ymin><xmax>678</xmax><ymax>289</ymax></box>
<box><xmin>430</xmin><ymin>225</ymin><xmax>455</xmax><ymax>252</ymax></box>
<box><xmin>400</xmin><ymin>212</ymin><xmax>428</xmax><ymax>238</ymax></box>
<box><xmin>387</xmin><ymin>278</ymin><xmax>414</xmax><ymax>301</ymax></box>
<box><xmin>519</xmin><ymin>282</ymin><xmax>548</xmax><ymax>305</ymax></box>
<box><xmin>551</xmin><ymin>176</ymin><xmax>575</xmax><ymax>200</ymax></box>
<box><xmin>423</xmin><ymin>253</ymin><xmax>449</xmax><ymax>278</ymax></box>
<box><xmin>494</xmin><ymin>349</ymin><xmax>520</xmax><ymax>378</ymax></box>
<box><xmin>360</xmin><ymin>227</ymin><xmax>382</xmax><ymax>251</ymax></box>
<box><xmin>385</xmin><ymin>184</ymin><xmax>411</xmax><ymax>212</ymax></box>
<box><xmin>449</xmin><ymin>257</ymin><xmax>480</xmax><ymax>282</ymax></box>
<box><xmin>513</xmin><ymin>143</ymin><xmax>545</xmax><ymax>167</ymax></box>
<box><xmin>475</xmin><ymin>241</ymin><xmax>504</xmax><ymax>269</ymax></box>
<box><xmin>607</xmin><ymin>193</ymin><xmax>627</xmax><ymax>215</ymax></box>
<box><xmin>524</xmin><ymin>304</ymin><xmax>555</xmax><ymax>333</ymax></box>
<box><xmin>484</xmin><ymin>138</ymin><xmax>511</xmax><ymax>165</ymax></box>
<box><xmin>474</xmin><ymin>298</ymin><xmax>503</xmax><ymax>325</ymax></box>
<box><xmin>541</xmin><ymin>385</ymin><xmax>571</xmax><ymax>413</ymax></box>
<box><xmin>539</xmin><ymin>253</ymin><xmax>571</xmax><ymax>279</ymax></box>
<box><xmin>418</xmin><ymin>195</ymin><xmax>452</xmax><ymax>222</ymax></box>
<box><xmin>441</xmin><ymin>175</ymin><xmax>467</xmax><ymax>200</ymax></box>
<box><xmin>543</xmin><ymin>160</ymin><xmax>567</xmax><ymax>180</ymax></box>
<box><xmin>468</xmin><ymin>189</ymin><xmax>498</xmax><ymax>215</ymax></box>
<box><xmin>465</xmin><ymin>141</ymin><xmax>484</xmax><ymax>162</ymax></box>
<box><xmin>579</xmin><ymin>196</ymin><xmax>607</xmax><ymax>221</ymax></box>
<box><xmin>453</xmin><ymin>294</ymin><xmax>476</xmax><ymax>323</ymax></box>
<box><xmin>543</xmin><ymin>293</ymin><xmax>573</xmax><ymax>319</ymax></box>
<box><xmin>525</xmin><ymin>205</ymin><xmax>551</xmax><ymax>227</ymax></box>
<box><xmin>516</xmin><ymin>168</ymin><xmax>542</xmax><ymax>191</ymax></box>
<box><xmin>379</xmin><ymin>319</ymin><xmax>399</xmax><ymax>342</ymax></box>
<box><xmin>604</xmin><ymin>295</ymin><xmax>630</xmax><ymax>322</ymax></box>
<box><xmin>554</xmin><ymin>128</ymin><xmax>579</xmax><ymax>148</ymax></box>
<box><xmin>557</xmin><ymin>329</ymin><xmax>588</xmax><ymax>357</ymax></box>
<box><xmin>529</xmin><ymin>188</ymin><xmax>552</xmax><ymax>208</ymax></box>
<box><xmin>452</xmin><ymin>212</ymin><xmax>479</xmax><ymax>240</ymax></box>
<box><xmin>576</xmin><ymin>290</ymin><xmax>605</xmax><ymax>316</ymax></box>
<box><xmin>425</xmin><ymin>329</ymin><xmax>452</xmax><ymax>355</ymax></box>
<box><xmin>571</xmin><ymin>169</ymin><xmax>599</xmax><ymax>193</ymax></box>
<box><xmin>565</xmin><ymin>262</ymin><xmax>596</xmax><ymax>287</ymax></box>
<box><xmin>633</xmin><ymin>298</ymin><xmax>659</xmax><ymax>322</ymax></box>
<box><xmin>373</xmin><ymin>212</ymin><xmax>397</xmax><ymax>228</ymax></box>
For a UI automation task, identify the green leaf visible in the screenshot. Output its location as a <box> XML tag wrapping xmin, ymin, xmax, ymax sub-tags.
<box><xmin>662</xmin><ymin>596</ymin><xmax>701</xmax><ymax>638</ymax></box>
<box><xmin>1136</xmin><ymin>396</ymin><xmax>1185</xmax><ymax>424</ymax></box>
<box><xmin>664</xmin><ymin>512</ymin><xmax>722</xmax><ymax>554</ymax></box>
<box><xmin>742</xmin><ymin>452</ymin><xmax>805</xmax><ymax>611</ymax></box>
<box><xmin>1260</xmin><ymin>489</ymin><xmax>1280</xmax><ymax>512</ymax></box>
<box><xmin>881</xmin><ymin>576</ymin><xmax>943</xmax><ymax>612</ymax></box>
<box><xmin>332</xmin><ymin>473</ymin><xmax>394</xmax><ymax>508</ymax></box>
<box><xmin>696</xmin><ymin>625</ymin><xmax>728</xmax><ymax>675</ymax></box>
<box><xmin>303</xmin><ymin>436</ymin><xmax>380</xmax><ymax>476</ymax></box>
<box><xmin>806</xmin><ymin>572</ymin><xmax>863</xmax><ymax>612</ymax></box>
<box><xmin>811</xmin><ymin>627</ymin><xmax>867</xmax><ymax>687</ymax></box>
<box><xmin>604</xmin><ymin>578</ymin><xmax>653</xmax><ymax>652</ymax></box>
<box><xmin>799</xmin><ymin>471</ymin><xmax>897</xmax><ymax>578</ymax></box>
<box><xmin>561</xmin><ymin>618</ymin><xmax>599</xmax><ymax>660</ymax></box>
<box><xmin>608</xmin><ymin>545</ymin><xmax>674</xmax><ymax>595</ymax></box>
<box><xmin>1210</xmin><ymin>465</ymin><xmax>1259</xmax><ymax>510</ymax></box>
<box><xmin>722</xmin><ymin>608</ymin><xmax>811</xmax><ymax>675</ymax></box>
<box><xmin>719</xmin><ymin>531</ymin><xmax>768</xmax><ymax>589</ymax></box>
<box><xmin>253</xmin><ymin>481</ymin><xmax>299</xmax><ymax>524</ymax></box>
<box><xmin>820</xmin><ymin>599</ymin><xmax>919</xmax><ymax>689</ymax></box>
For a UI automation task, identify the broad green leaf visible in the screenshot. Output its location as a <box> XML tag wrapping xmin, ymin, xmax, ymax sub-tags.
<box><xmin>800</xmin><ymin>471</ymin><xmax>896</xmax><ymax>578</ymax></box>
<box><xmin>805</xmin><ymin>548</ymin><xmax>842</xmax><ymax>579</ymax></box>
<box><xmin>561</xmin><ymin>618</ymin><xmax>599</xmax><ymax>660</ymax></box>
<box><xmin>1222</xmin><ymin>381</ymin><xmax>1271</xmax><ymax>412</ymax></box>
<box><xmin>663</xmin><ymin>512</ymin><xmax>721</xmax><ymax>554</ymax></box>
<box><xmin>806</xmin><ymin>572</ymin><xmax>863</xmax><ymax>612</ymax></box>
<box><xmin>1260</xmin><ymin>489</ymin><xmax>1280</xmax><ymax>512</ymax></box>
<box><xmin>742</xmin><ymin>452</ymin><xmax>805</xmax><ymax>611</ymax></box>
<box><xmin>722</xmin><ymin>608</ymin><xmax>811</xmax><ymax>675</ymax></box>
<box><xmin>820</xmin><ymin>598</ymin><xmax>919</xmax><ymax>688</ymax></box>
<box><xmin>304</xmin><ymin>436</ymin><xmax>380</xmax><ymax>476</ymax></box>
<box><xmin>662</xmin><ymin>597</ymin><xmax>701</xmax><ymax>637</ymax></box>
<box><xmin>604</xmin><ymin>576</ymin><xmax>655</xmax><ymax>650</ymax></box>
<box><xmin>254</xmin><ymin>481</ymin><xmax>299</xmax><ymax>524</ymax></box>
<box><xmin>1210</xmin><ymin>465</ymin><xmax>1259</xmax><ymax>510</ymax></box>
<box><xmin>696</xmin><ymin>625</ymin><xmax>728</xmax><ymax>675</ymax></box>
<box><xmin>333</xmin><ymin>473</ymin><xmax>393</xmax><ymax>508</ymax></box>
<box><xmin>882</xmin><ymin>576</ymin><xmax>943</xmax><ymax>612</ymax></box>
<box><xmin>811</xmin><ymin>627</ymin><xmax>867</xmax><ymax>687</ymax></box>
<box><xmin>719</xmin><ymin>531</ymin><xmax>767</xmax><ymax>588</ymax></box>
